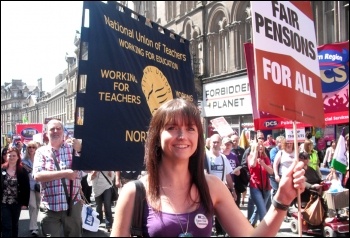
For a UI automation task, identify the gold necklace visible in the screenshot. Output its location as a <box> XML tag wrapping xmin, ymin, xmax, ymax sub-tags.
<box><xmin>161</xmin><ymin>187</ymin><xmax>193</xmax><ymax>237</ymax></box>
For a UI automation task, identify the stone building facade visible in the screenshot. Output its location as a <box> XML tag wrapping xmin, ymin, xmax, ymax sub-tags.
<box><xmin>1</xmin><ymin>1</ymin><xmax>348</xmax><ymax>146</ymax></box>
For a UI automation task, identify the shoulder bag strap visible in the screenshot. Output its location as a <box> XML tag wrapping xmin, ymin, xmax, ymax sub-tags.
<box><xmin>220</xmin><ymin>155</ymin><xmax>225</xmax><ymax>181</ymax></box>
<box><xmin>51</xmin><ymin>151</ymin><xmax>72</xmax><ymax>216</ymax></box>
<box><xmin>100</xmin><ymin>171</ymin><xmax>118</xmax><ymax>197</ymax></box>
<box><xmin>100</xmin><ymin>171</ymin><xmax>112</xmax><ymax>185</ymax></box>
<box><xmin>130</xmin><ymin>180</ymin><xmax>146</xmax><ymax>237</ymax></box>
<box><xmin>204</xmin><ymin>153</ymin><xmax>210</xmax><ymax>174</ymax></box>
<box><xmin>22</xmin><ymin>159</ymin><xmax>33</xmax><ymax>173</ymax></box>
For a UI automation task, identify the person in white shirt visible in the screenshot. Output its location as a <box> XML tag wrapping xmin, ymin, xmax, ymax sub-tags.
<box><xmin>205</xmin><ymin>133</ymin><xmax>236</xmax><ymax>236</ymax></box>
<box><xmin>322</xmin><ymin>139</ymin><xmax>336</xmax><ymax>168</ymax></box>
<box><xmin>87</xmin><ymin>171</ymin><xmax>115</xmax><ymax>231</ymax></box>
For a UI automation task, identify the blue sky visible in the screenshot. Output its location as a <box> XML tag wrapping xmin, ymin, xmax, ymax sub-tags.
<box><xmin>1</xmin><ymin>1</ymin><xmax>83</xmax><ymax>92</ymax></box>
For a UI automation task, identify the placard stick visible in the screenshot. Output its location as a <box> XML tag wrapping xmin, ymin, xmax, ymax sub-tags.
<box><xmin>293</xmin><ymin>121</ymin><xmax>302</xmax><ymax>237</ymax></box>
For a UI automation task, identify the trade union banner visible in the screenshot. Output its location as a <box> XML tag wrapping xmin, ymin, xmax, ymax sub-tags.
<box><xmin>244</xmin><ymin>43</ymin><xmax>310</xmax><ymax>130</ymax></box>
<box><xmin>245</xmin><ymin>41</ymin><xmax>349</xmax><ymax>130</ymax></box>
<box><xmin>15</xmin><ymin>123</ymin><xmax>44</xmax><ymax>145</ymax></box>
<box><xmin>319</xmin><ymin>41</ymin><xmax>349</xmax><ymax>125</ymax></box>
<box><xmin>73</xmin><ymin>1</ymin><xmax>196</xmax><ymax>171</ymax></box>
<box><xmin>249</xmin><ymin>1</ymin><xmax>325</xmax><ymax>128</ymax></box>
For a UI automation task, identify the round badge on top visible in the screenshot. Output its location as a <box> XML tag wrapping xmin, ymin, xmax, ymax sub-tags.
<box><xmin>194</xmin><ymin>214</ymin><xmax>209</xmax><ymax>229</ymax></box>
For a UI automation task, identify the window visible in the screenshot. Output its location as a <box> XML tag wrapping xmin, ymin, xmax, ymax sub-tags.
<box><xmin>235</xmin><ymin>2</ymin><xmax>251</xmax><ymax>69</ymax></box>
<box><xmin>166</xmin><ymin>2</ymin><xmax>177</xmax><ymax>21</ymax></box>
<box><xmin>325</xmin><ymin>2</ymin><xmax>335</xmax><ymax>43</ymax></box>
<box><xmin>341</xmin><ymin>1</ymin><xmax>349</xmax><ymax>41</ymax></box>
<box><xmin>207</xmin><ymin>9</ymin><xmax>227</xmax><ymax>76</ymax></box>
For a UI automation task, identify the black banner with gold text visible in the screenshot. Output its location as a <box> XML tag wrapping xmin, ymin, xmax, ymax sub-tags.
<box><xmin>73</xmin><ymin>1</ymin><xmax>196</xmax><ymax>171</ymax></box>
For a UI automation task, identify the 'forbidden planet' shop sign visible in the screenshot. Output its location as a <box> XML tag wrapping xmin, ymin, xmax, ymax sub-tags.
<box><xmin>202</xmin><ymin>76</ymin><xmax>252</xmax><ymax>117</ymax></box>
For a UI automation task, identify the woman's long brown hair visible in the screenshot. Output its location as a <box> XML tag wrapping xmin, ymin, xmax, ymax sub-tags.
<box><xmin>144</xmin><ymin>98</ymin><xmax>213</xmax><ymax>215</ymax></box>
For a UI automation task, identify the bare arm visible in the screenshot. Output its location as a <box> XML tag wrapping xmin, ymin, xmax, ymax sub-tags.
<box><xmin>110</xmin><ymin>178</ymin><xmax>139</xmax><ymax>236</ymax></box>
<box><xmin>255</xmin><ymin>160</ymin><xmax>305</xmax><ymax>236</ymax></box>
<box><xmin>258</xmin><ymin>158</ymin><xmax>274</xmax><ymax>175</ymax></box>
<box><xmin>225</xmin><ymin>173</ymin><xmax>235</xmax><ymax>190</ymax></box>
<box><xmin>90</xmin><ymin>171</ymin><xmax>98</xmax><ymax>180</ymax></box>
<box><xmin>72</xmin><ymin>138</ymin><xmax>82</xmax><ymax>152</ymax></box>
<box><xmin>225</xmin><ymin>173</ymin><xmax>237</xmax><ymax>201</ymax></box>
<box><xmin>274</xmin><ymin>152</ymin><xmax>282</xmax><ymax>182</ymax></box>
<box><xmin>115</xmin><ymin>171</ymin><xmax>122</xmax><ymax>188</ymax></box>
<box><xmin>248</xmin><ymin>152</ymin><xmax>257</xmax><ymax>168</ymax></box>
<box><xmin>34</xmin><ymin>169</ymin><xmax>78</xmax><ymax>182</ymax></box>
<box><xmin>207</xmin><ymin>174</ymin><xmax>253</xmax><ymax>237</ymax></box>
<box><xmin>323</xmin><ymin>148</ymin><xmax>330</xmax><ymax>166</ymax></box>
<box><xmin>212</xmin><ymin>159</ymin><xmax>305</xmax><ymax>237</ymax></box>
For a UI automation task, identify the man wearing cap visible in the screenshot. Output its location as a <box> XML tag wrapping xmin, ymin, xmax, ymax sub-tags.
<box><xmin>221</xmin><ymin>136</ymin><xmax>243</xmax><ymax>207</ymax></box>
<box><xmin>231</xmin><ymin>134</ymin><xmax>245</xmax><ymax>164</ymax></box>
<box><xmin>231</xmin><ymin>134</ymin><xmax>248</xmax><ymax>206</ymax></box>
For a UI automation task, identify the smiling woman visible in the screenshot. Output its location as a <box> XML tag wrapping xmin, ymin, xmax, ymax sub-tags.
<box><xmin>1</xmin><ymin>147</ymin><xmax>30</xmax><ymax>237</ymax></box>
<box><xmin>111</xmin><ymin>98</ymin><xmax>306</xmax><ymax>237</ymax></box>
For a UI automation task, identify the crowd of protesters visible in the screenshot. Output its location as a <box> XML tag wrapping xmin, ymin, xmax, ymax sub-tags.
<box><xmin>1</xmin><ymin>119</ymin><xmax>349</xmax><ymax>237</ymax></box>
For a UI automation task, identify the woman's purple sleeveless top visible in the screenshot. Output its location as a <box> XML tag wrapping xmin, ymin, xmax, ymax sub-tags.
<box><xmin>142</xmin><ymin>202</ymin><xmax>213</xmax><ymax>237</ymax></box>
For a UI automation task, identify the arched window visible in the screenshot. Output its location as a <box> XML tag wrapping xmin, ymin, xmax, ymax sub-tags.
<box><xmin>233</xmin><ymin>2</ymin><xmax>251</xmax><ymax>70</ymax></box>
<box><xmin>180</xmin><ymin>2</ymin><xmax>186</xmax><ymax>15</ymax></box>
<box><xmin>342</xmin><ymin>1</ymin><xmax>349</xmax><ymax>41</ymax></box>
<box><xmin>312</xmin><ymin>1</ymin><xmax>349</xmax><ymax>44</ymax></box>
<box><xmin>325</xmin><ymin>2</ymin><xmax>335</xmax><ymax>43</ymax></box>
<box><xmin>208</xmin><ymin>9</ymin><xmax>228</xmax><ymax>76</ymax></box>
<box><xmin>313</xmin><ymin>1</ymin><xmax>335</xmax><ymax>45</ymax></box>
<box><xmin>166</xmin><ymin>2</ymin><xmax>177</xmax><ymax>21</ymax></box>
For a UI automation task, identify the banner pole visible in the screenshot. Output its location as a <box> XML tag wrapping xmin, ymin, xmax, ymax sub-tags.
<box><xmin>293</xmin><ymin>121</ymin><xmax>302</xmax><ymax>237</ymax></box>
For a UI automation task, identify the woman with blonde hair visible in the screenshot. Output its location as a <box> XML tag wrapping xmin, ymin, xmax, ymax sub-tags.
<box><xmin>274</xmin><ymin>139</ymin><xmax>296</xmax><ymax>183</ymax></box>
<box><xmin>21</xmin><ymin>141</ymin><xmax>40</xmax><ymax>236</ymax></box>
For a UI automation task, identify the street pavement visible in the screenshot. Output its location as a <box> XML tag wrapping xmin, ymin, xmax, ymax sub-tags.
<box><xmin>18</xmin><ymin>193</ymin><xmax>314</xmax><ymax>237</ymax></box>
